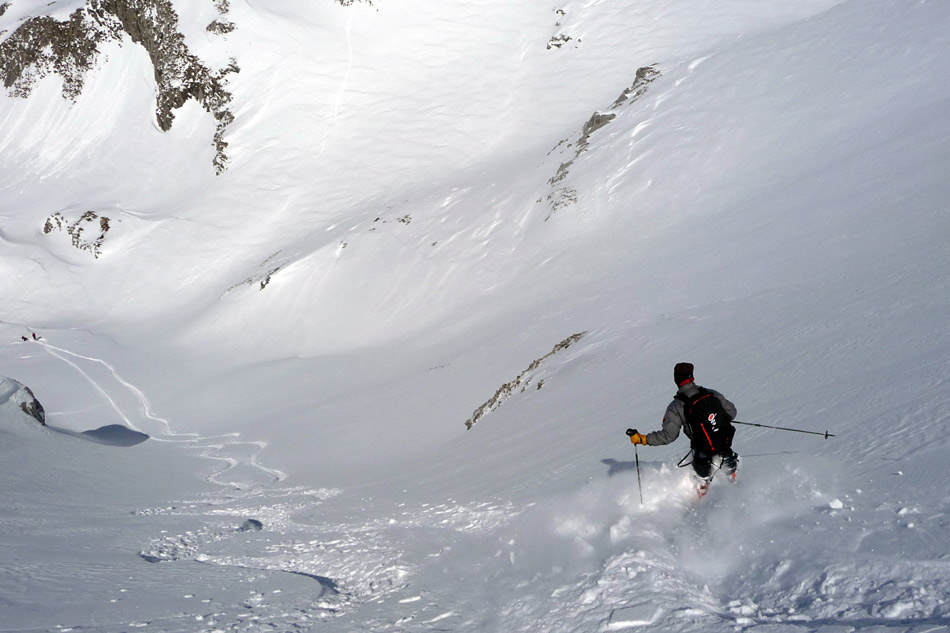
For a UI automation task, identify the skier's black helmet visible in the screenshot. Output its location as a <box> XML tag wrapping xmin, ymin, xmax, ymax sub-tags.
<box><xmin>674</xmin><ymin>362</ymin><xmax>694</xmax><ymax>386</ymax></box>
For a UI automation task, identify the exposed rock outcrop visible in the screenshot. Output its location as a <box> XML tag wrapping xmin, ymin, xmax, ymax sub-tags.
<box><xmin>0</xmin><ymin>376</ymin><xmax>47</xmax><ymax>426</ymax></box>
<box><xmin>0</xmin><ymin>0</ymin><xmax>239</xmax><ymax>173</ymax></box>
<box><xmin>545</xmin><ymin>65</ymin><xmax>660</xmax><ymax>217</ymax></box>
<box><xmin>547</xmin><ymin>8</ymin><xmax>577</xmax><ymax>51</ymax></box>
<box><xmin>43</xmin><ymin>210</ymin><xmax>113</xmax><ymax>258</ymax></box>
<box><xmin>610</xmin><ymin>64</ymin><xmax>660</xmax><ymax>109</ymax></box>
<box><xmin>547</xmin><ymin>34</ymin><xmax>572</xmax><ymax>50</ymax></box>
<box><xmin>0</xmin><ymin>8</ymin><xmax>107</xmax><ymax>100</ymax></box>
<box><xmin>465</xmin><ymin>332</ymin><xmax>587</xmax><ymax>430</ymax></box>
<box><xmin>206</xmin><ymin>19</ymin><xmax>234</xmax><ymax>35</ymax></box>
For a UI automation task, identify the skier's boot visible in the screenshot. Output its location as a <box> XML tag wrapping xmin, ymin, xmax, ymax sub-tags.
<box><xmin>722</xmin><ymin>451</ymin><xmax>740</xmax><ymax>484</ymax></box>
<box><xmin>690</xmin><ymin>471</ymin><xmax>713</xmax><ymax>499</ymax></box>
<box><xmin>697</xmin><ymin>479</ymin><xmax>710</xmax><ymax>498</ymax></box>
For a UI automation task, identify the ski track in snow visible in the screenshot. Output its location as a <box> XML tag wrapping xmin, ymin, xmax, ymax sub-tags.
<box><xmin>39</xmin><ymin>341</ymin><xmax>286</xmax><ymax>489</ymax></box>
<box><xmin>315</xmin><ymin>10</ymin><xmax>355</xmax><ymax>161</ymax></box>
<box><xmin>131</xmin><ymin>485</ymin><xmax>527</xmax><ymax>631</ymax></box>
<box><xmin>11</xmin><ymin>335</ymin><xmax>950</xmax><ymax>632</ymax></box>
<box><xmin>117</xmin><ymin>456</ymin><xmax>950</xmax><ymax>632</ymax></box>
<box><xmin>4</xmin><ymin>0</ymin><xmax>950</xmax><ymax>627</ymax></box>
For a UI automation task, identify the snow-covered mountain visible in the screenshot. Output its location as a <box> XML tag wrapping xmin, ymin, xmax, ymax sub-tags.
<box><xmin>2</xmin><ymin>0</ymin><xmax>949</xmax><ymax>631</ymax></box>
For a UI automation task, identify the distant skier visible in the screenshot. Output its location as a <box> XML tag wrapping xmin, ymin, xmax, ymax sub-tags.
<box><xmin>32</xmin><ymin>332</ymin><xmax>40</xmax><ymax>340</ymax></box>
<box><xmin>21</xmin><ymin>336</ymin><xmax>29</xmax><ymax>342</ymax></box>
<box><xmin>627</xmin><ymin>363</ymin><xmax>739</xmax><ymax>493</ymax></box>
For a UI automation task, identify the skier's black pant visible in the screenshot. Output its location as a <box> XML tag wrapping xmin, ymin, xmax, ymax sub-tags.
<box><xmin>692</xmin><ymin>449</ymin><xmax>738</xmax><ymax>480</ymax></box>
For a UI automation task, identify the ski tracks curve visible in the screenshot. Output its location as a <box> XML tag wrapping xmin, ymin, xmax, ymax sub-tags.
<box><xmin>39</xmin><ymin>341</ymin><xmax>286</xmax><ymax>490</ymax></box>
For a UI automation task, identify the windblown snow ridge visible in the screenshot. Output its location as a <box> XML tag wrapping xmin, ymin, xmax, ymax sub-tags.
<box><xmin>0</xmin><ymin>0</ymin><xmax>239</xmax><ymax>173</ymax></box>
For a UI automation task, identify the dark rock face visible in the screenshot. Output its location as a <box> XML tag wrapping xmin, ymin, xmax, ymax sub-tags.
<box><xmin>0</xmin><ymin>377</ymin><xmax>46</xmax><ymax>426</ymax></box>
<box><xmin>0</xmin><ymin>9</ymin><xmax>107</xmax><ymax>100</ymax></box>
<box><xmin>545</xmin><ymin>65</ymin><xmax>660</xmax><ymax>217</ymax></box>
<box><xmin>610</xmin><ymin>65</ymin><xmax>660</xmax><ymax>109</ymax></box>
<box><xmin>206</xmin><ymin>20</ymin><xmax>235</xmax><ymax>35</ymax></box>
<box><xmin>19</xmin><ymin>385</ymin><xmax>46</xmax><ymax>426</ymax></box>
<box><xmin>94</xmin><ymin>0</ymin><xmax>239</xmax><ymax>173</ymax></box>
<box><xmin>0</xmin><ymin>0</ymin><xmax>239</xmax><ymax>173</ymax></box>
<box><xmin>464</xmin><ymin>332</ymin><xmax>587</xmax><ymax>430</ymax></box>
<box><xmin>43</xmin><ymin>211</ymin><xmax>112</xmax><ymax>258</ymax></box>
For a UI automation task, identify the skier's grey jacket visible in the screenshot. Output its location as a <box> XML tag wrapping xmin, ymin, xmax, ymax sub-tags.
<box><xmin>645</xmin><ymin>382</ymin><xmax>737</xmax><ymax>447</ymax></box>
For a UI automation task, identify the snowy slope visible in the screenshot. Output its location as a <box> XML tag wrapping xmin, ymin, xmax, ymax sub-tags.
<box><xmin>2</xmin><ymin>0</ymin><xmax>950</xmax><ymax>631</ymax></box>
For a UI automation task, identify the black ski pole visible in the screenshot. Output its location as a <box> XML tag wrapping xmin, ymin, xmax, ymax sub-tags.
<box><xmin>634</xmin><ymin>445</ymin><xmax>644</xmax><ymax>505</ymax></box>
<box><xmin>732</xmin><ymin>420</ymin><xmax>835</xmax><ymax>439</ymax></box>
<box><xmin>626</xmin><ymin>428</ymin><xmax>645</xmax><ymax>505</ymax></box>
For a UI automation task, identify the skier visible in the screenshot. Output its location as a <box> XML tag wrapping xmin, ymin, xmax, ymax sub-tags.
<box><xmin>627</xmin><ymin>363</ymin><xmax>739</xmax><ymax>492</ymax></box>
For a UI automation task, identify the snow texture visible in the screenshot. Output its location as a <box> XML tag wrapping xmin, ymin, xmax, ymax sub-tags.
<box><xmin>1</xmin><ymin>0</ymin><xmax>949</xmax><ymax>631</ymax></box>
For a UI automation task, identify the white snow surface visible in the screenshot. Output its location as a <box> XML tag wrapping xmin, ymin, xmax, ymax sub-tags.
<box><xmin>1</xmin><ymin>0</ymin><xmax>949</xmax><ymax>631</ymax></box>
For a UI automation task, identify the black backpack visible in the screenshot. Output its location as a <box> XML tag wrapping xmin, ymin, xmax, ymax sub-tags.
<box><xmin>676</xmin><ymin>387</ymin><xmax>735</xmax><ymax>454</ymax></box>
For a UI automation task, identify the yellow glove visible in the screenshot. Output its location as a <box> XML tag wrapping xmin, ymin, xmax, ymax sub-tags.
<box><xmin>626</xmin><ymin>429</ymin><xmax>648</xmax><ymax>445</ymax></box>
